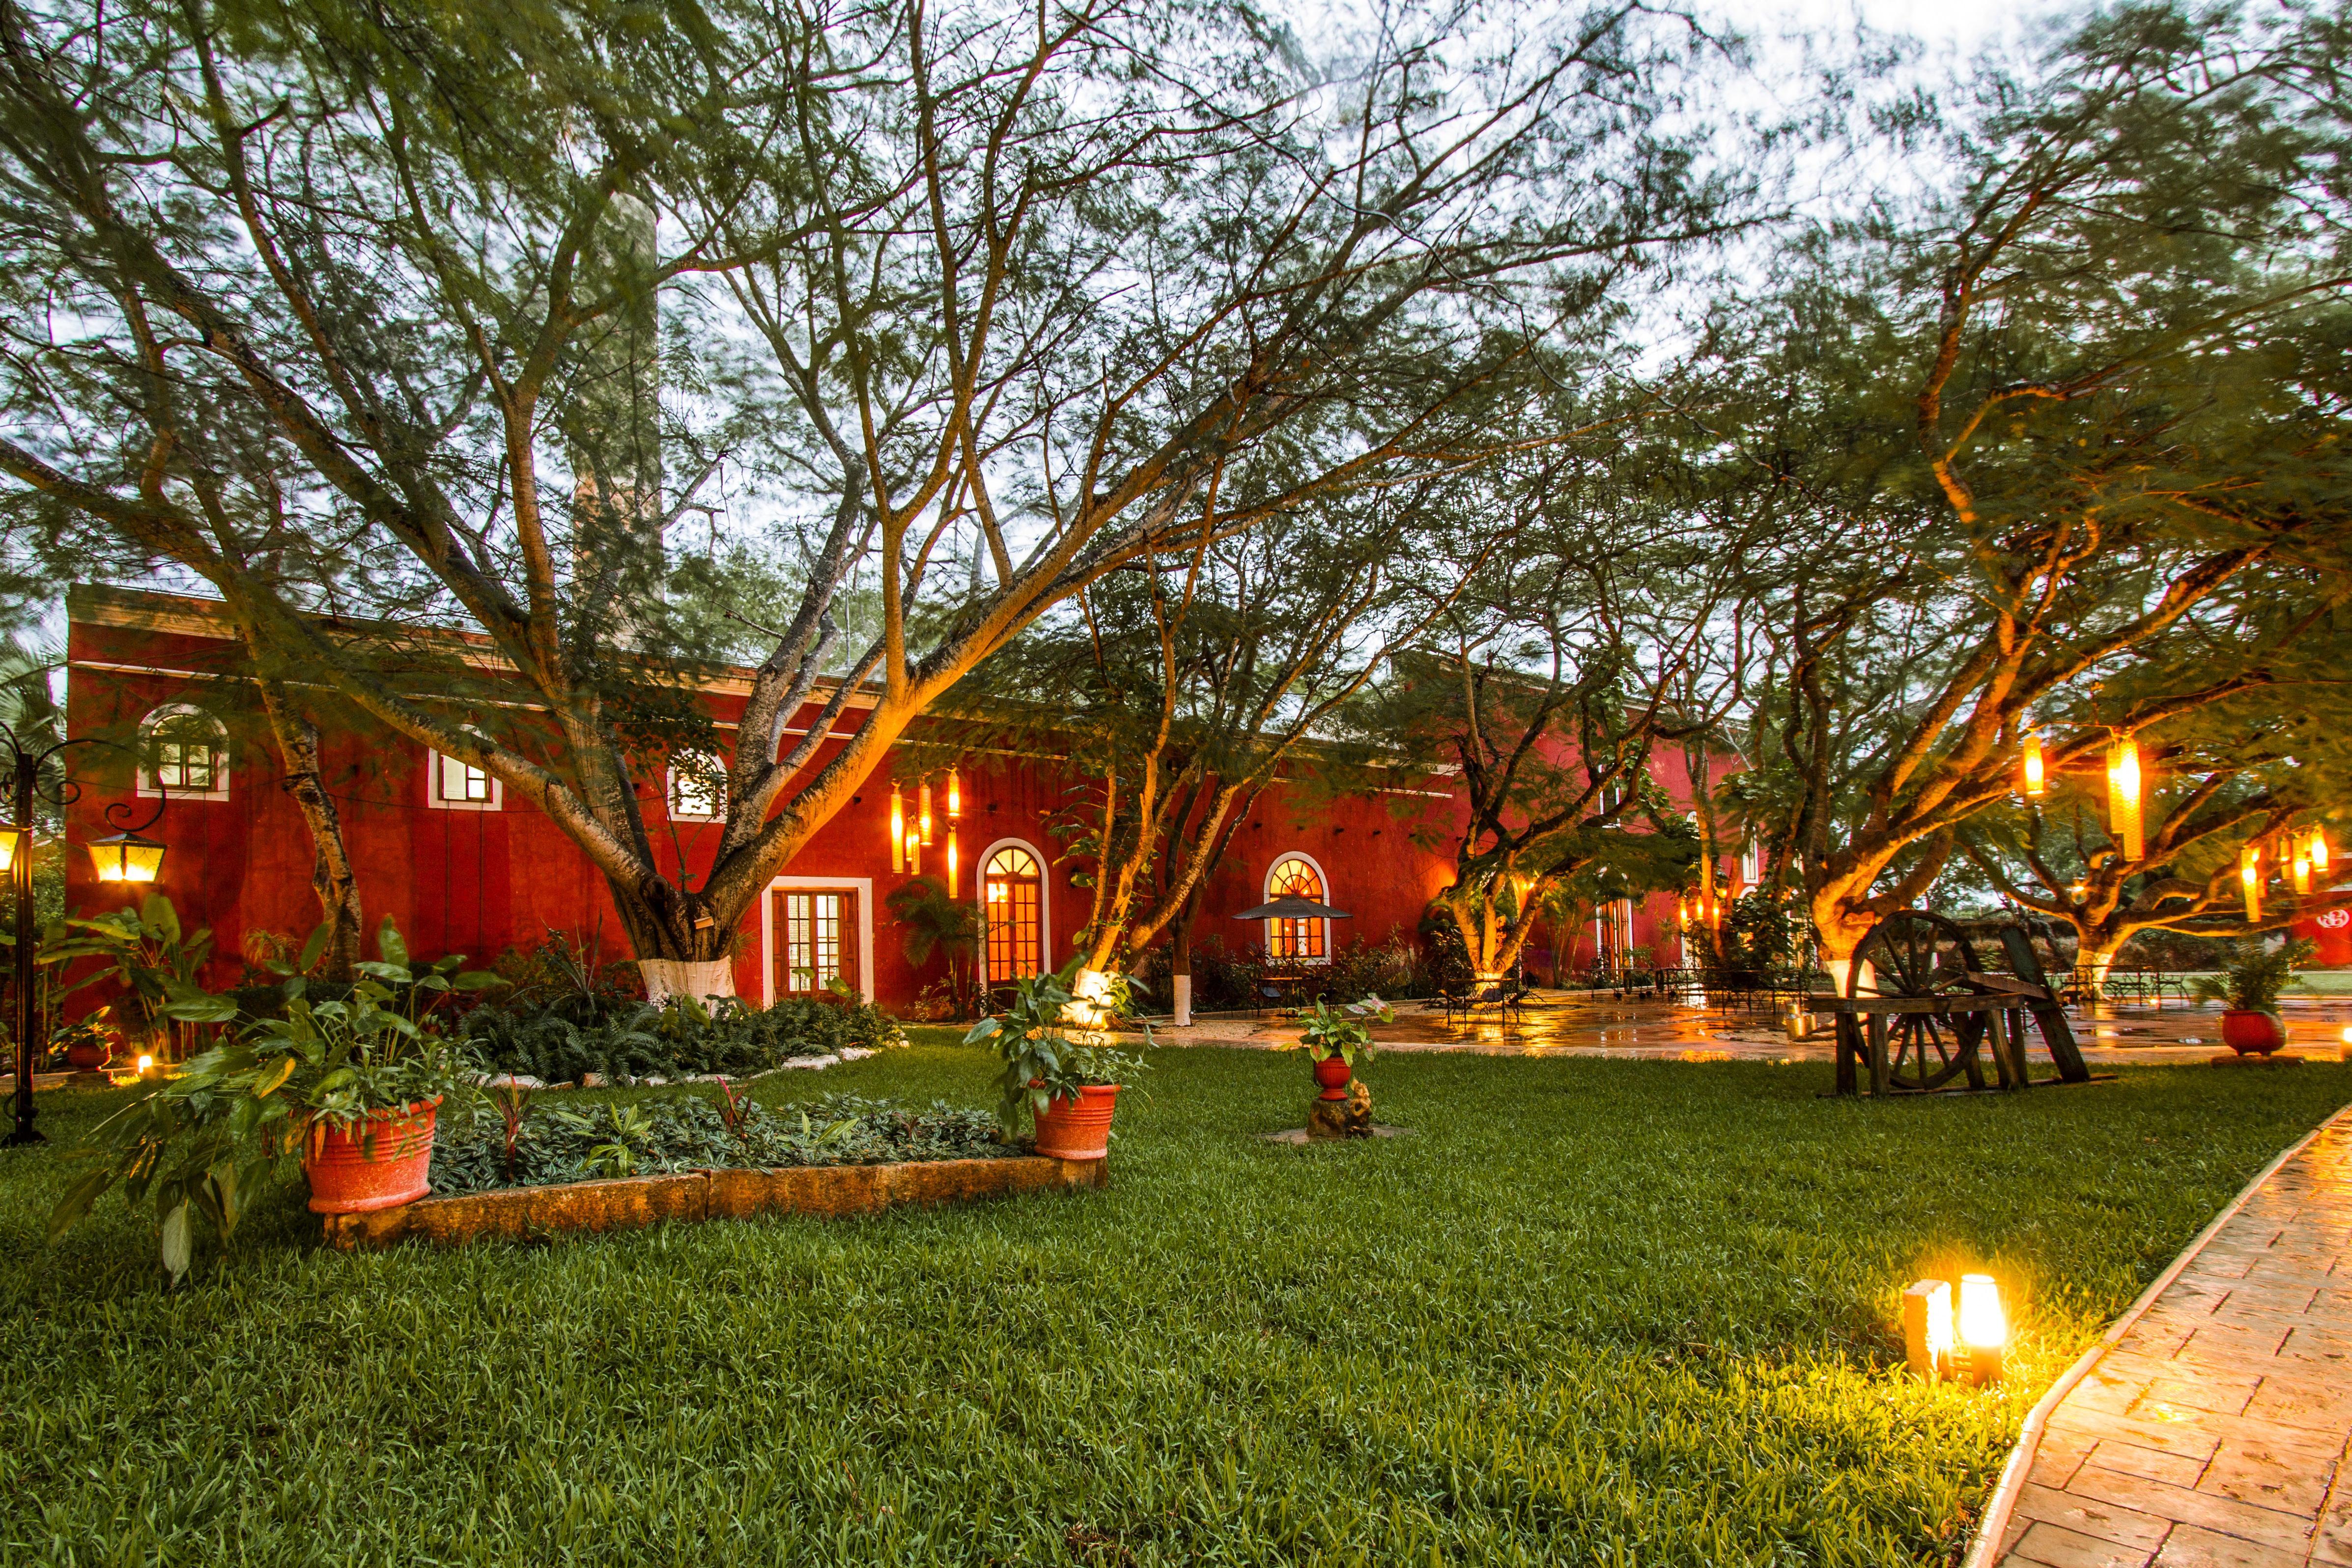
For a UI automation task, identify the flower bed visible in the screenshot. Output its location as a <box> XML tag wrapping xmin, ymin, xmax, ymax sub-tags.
<box><xmin>330</xmin><ymin>1150</ymin><xmax>1102</xmax><ymax>1251</ymax></box>
<box><xmin>429</xmin><ymin>1092</ymin><xmax>1009</xmax><ymax>1195</ymax></box>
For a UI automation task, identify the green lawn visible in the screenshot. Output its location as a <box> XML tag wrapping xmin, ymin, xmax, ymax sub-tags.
<box><xmin>4</xmin><ymin>1039</ymin><xmax>2346</xmax><ymax>1567</ymax></box>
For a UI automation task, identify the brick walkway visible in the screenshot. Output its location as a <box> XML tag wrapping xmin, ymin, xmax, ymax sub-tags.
<box><xmin>1997</xmin><ymin>1113</ymin><xmax>2352</xmax><ymax>1568</ymax></box>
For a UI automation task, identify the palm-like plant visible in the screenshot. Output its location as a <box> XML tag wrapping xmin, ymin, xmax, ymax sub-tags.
<box><xmin>885</xmin><ymin>877</ymin><xmax>981</xmax><ymax>1019</ymax></box>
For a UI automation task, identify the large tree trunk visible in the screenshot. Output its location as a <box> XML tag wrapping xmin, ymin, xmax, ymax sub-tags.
<box><xmin>252</xmin><ymin>677</ymin><xmax>363</xmax><ymax>982</ymax></box>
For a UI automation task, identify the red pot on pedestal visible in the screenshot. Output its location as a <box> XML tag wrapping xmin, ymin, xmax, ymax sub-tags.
<box><xmin>1033</xmin><ymin>1084</ymin><xmax>1120</xmax><ymax>1160</ymax></box>
<box><xmin>303</xmin><ymin>1098</ymin><xmax>441</xmax><ymax>1213</ymax></box>
<box><xmin>2221</xmin><ymin>1009</ymin><xmax>2288</xmax><ymax>1056</ymax></box>
<box><xmin>1312</xmin><ymin>1054</ymin><xmax>1352</xmax><ymax>1101</ymax></box>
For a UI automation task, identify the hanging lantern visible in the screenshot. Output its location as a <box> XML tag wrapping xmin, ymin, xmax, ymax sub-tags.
<box><xmin>89</xmin><ymin>828</ymin><xmax>168</xmax><ymax>884</ymax></box>
<box><xmin>2106</xmin><ymin>734</ymin><xmax>2144</xmax><ymax>862</ymax></box>
<box><xmin>919</xmin><ymin>780</ymin><xmax>934</xmax><ymax>846</ymax></box>
<box><xmin>2242</xmin><ymin>843</ymin><xmax>2262</xmax><ymax>924</ymax></box>
<box><xmin>946</xmin><ymin>826</ymin><xmax>959</xmax><ymax>897</ymax></box>
<box><xmin>889</xmin><ymin>784</ymin><xmax>905</xmax><ymax>874</ymax></box>
<box><xmin>2020</xmin><ymin>730</ymin><xmax>2045</xmax><ymax>800</ymax></box>
<box><xmin>947</xmin><ymin>767</ymin><xmax>961</xmax><ymax>821</ymax></box>
<box><xmin>2313</xmin><ymin>827</ymin><xmax>2331</xmax><ymax>880</ymax></box>
<box><xmin>904</xmin><ymin>823</ymin><xmax>921</xmax><ymax>878</ymax></box>
<box><xmin>2295</xmin><ymin>843</ymin><xmax>2313</xmax><ymax>896</ymax></box>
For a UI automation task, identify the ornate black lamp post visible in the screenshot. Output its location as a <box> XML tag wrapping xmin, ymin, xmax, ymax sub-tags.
<box><xmin>2</xmin><ymin>728</ymin><xmax>167</xmax><ymax>1146</ymax></box>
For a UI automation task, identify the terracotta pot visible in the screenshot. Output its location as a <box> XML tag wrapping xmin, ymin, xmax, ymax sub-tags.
<box><xmin>304</xmin><ymin>1098</ymin><xmax>441</xmax><ymax>1213</ymax></box>
<box><xmin>1311</xmin><ymin>1053</ymin><xmax>1353</xmax><ymax>1101</ymax></box>
<box><xmin>2221</xmin><ymin>1009</ymin><xmax>2288</xmax><ymax>1056</ymax></box>
<box><xmin>1032</xmin><ymin>1084</ymin><xmax>1120</xmax><ymax>1161</ymax></box>
<box><xmin>64</xmin><ymin>1037</ymin><xmax>110</xmax><ymax>1072</ymax></box>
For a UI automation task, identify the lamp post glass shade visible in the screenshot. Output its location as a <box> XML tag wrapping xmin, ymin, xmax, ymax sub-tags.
<box><xmin>0</xmin><ymin>823</ymin><xmax>20</xmax><ymax>873</ymax></box>
<box><xmin>89</xmin><ymin>828</ymin><xmax>166</xmax><ymax>884</ymax></box>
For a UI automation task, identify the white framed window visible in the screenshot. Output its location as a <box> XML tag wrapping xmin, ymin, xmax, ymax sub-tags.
<box><xmin>1740</xmin><ymin>837</ymin><xmax>1763</xmax><ymax>887</ymax></box>
<box><xmin>1264</xmin><ymin>852</ymin><xmax>1331</xmax><ymax>962</ymax></box>
<box><xmin>136</xmin><ymin>704</ymin><xmax>230</xmax><ymax>800</ymax></box>
<box><xmin>668</xmin><ymin>752</ymin><xmax>726</xmax><ymax>821</ymax></box>
<box><xmin>425</xmin><ymin>749</ymin><xmax>501</xmax><ymax>811</ymax></box>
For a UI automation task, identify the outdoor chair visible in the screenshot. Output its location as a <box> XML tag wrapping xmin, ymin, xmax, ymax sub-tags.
<box><xmin>1442</xmin><ymin>980</ymin><xmax>1527</xmax><ymax>1027</ymax></box>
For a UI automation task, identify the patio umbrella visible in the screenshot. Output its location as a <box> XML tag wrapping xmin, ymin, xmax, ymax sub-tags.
<box><xmin>1231</xmin><ymin>895</ymin><xmax>1353</xmax><ymax>922</ymax></box>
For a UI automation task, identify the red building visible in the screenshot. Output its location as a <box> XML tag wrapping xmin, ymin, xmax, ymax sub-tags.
<box><xmin>64</xmin><ymin>585</ymin><xmax>1713</xmax><ymax>1009</ymax></box>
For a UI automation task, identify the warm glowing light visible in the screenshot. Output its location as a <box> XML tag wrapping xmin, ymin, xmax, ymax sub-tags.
<box><xmin>2021</xmin><ymin>730</ymin><xmax>2045</xmax><ymax>799</ymax></box>
<box><xmin>904</xmin><ymin>824</ymin><xmax>921</xmax><ymax>878</ymax></box>
<box><xmin>88</xmin><ymin>830</ymin><xmax>167</xmax><ymax>884</ymax></box>
<box><xmin>1957</xmin><ymin>1273</ymin><xmax>2008</xmax><ymax>1383</ymax></box>
<box><xmin>1903</xmin><ymin>1279</ymin><xmax>1955</xmax><ymax>1380</ymax></box>
<box><xmin>135</xmin><ymin>1054</ymin><xmax>154</xmax><ymax>1074</ymax></box>
<box><xmin>2106</xmin><ymin>734</ymin><xmax>2144</xmax><ymax>862</ymax></box>
<box><xmin>987</xmin><ymin>881</ymin><xmax>1008</xmax><ymax>903</ymax></box>
<box><xmin>2295</xmin><ymin>847</ymin><xmax>2314</xmax><ymax>896</ymax></box>
<box><xmin>2243</xmin><ymin>844</ymin><xmax>2263</xmax><ymax>924</ymax></box>
<box><xmin>889</xmin><ymin>784</ymin><xmax>905</xmax><ymax>874</ymax></box>
<box><xmin>947</xmin><ymin>768</ymin><xmax>961</xmax><ymax>820</ymax></box>
<box><xmin>919</xmin><ymin>780</ymin><xmax>934</xmax><ymax>846</ymax></box>
<box><xmin>2313</xmin><ymin>827</ymin><xmax>2331</xmax><ymax>874</ymax></box>
<box><xmin>0</xmin><ymin>824</ymin><xmax>21</xmax><ymax>874</ymax></box>
<box><xmin>946</xmin><ymin>827</ymin><xmax>959</xmax><ymax>897</ymax></box>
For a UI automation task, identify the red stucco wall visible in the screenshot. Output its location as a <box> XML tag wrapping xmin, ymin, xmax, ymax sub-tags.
<box><xmin>64</xmin><ymin>591</ymin><xmax>1726</xmax><ymax>1008</ymax></box>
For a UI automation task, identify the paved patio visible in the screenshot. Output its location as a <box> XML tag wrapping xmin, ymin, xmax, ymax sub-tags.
<box><xmin>1140</xmin><ymin>991</ymin><xmax>2352</xmax><ymax>1067</ymax></box>
<box><xmin>1994</xmin><ymin>1110</ymin><xmax>2352</xmax><ymax>1568</ymax></box>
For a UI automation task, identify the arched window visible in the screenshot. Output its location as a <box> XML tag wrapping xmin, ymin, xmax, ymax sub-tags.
<box><xmin>137</xmin><ymin>704</ymin><xmax>229</xmax><ymax>799</ymax></box>
<box><xmin>980</xmin><ymin>842</ymin><xmax>1047</xmax><ymax>983</ymax></box>
<box><xmin>668</xmin><ymin>751</ymin><xmax>726</xmax><ymax>821</ymax></box>
<box><xmin>1265</xmin><ymin>853</ymin><xmax>1328</xmax><ymax>961</ymax></box>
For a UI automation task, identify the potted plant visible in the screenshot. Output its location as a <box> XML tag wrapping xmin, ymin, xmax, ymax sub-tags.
<box><xmin>2192</xmin><ymin>938</ymin><xmax>2314</xmax><ymax>1055</ymax></box>
<box><xmin>49</xmin><ymin>918</ymin><xmax>502</xmax><ymax>1282</ymax></box>
<box><xmin>965</xmin><ymin>965</ymin><xmax>1149</xmax><ymax>1160</ymax></box>
<box><xmin>1285</xmin><ymin>995</ymin><xmax>1392</xmax><ymax>1100</ymax></box>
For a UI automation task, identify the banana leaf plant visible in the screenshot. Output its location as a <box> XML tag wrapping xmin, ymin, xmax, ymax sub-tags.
<box><xmin>43</xmin><ymin>895</ymin><xmax>229</xmax><ymax>1062</ymax></box>
<box><xmin>49</xmin><ymin>916</ymin><xmax>502</xmax><ymax>1284</ymax></box>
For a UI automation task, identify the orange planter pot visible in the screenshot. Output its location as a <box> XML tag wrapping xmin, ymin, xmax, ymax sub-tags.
<box><xmin>304</xmin><ymin>1098</ymin><xmax>441</xmax><ymax>1213</ymax></box>
<box><xmin>1032</xmin><ymin>1084</ymin><xmax>1120</xmax><ymax>1161</ymax></box>
<box><xmin>1311</xmin><ymin>1054</ymin><xmax>1352</xmax><ymax>1101</ymax></box>
<box><xmin>2221</xmin><ymin>1010</ymin><xmax>2288</xmax><ymax>1056</ymax></box>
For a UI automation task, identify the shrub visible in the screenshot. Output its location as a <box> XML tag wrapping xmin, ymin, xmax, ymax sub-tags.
<box><xmin>459</xmin><ymin>994</ymin><xmax>905</xmax><ymax>1084</ymax></box>
<box><xmin>430</xmin><ymin>1091</ymin><xmax>1004</xmax><ymax>1194</ymax></box>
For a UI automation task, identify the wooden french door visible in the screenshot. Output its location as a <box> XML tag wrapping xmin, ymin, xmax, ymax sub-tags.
<box><xmin>772</xmin><ymin>888</ymin><xmax>859</xmax><ymax>999</ymax></box>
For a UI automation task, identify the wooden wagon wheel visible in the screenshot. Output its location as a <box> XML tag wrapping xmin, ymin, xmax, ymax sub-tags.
<box><xmin>1847</xmin><ymin>911</ymin><xmax>1985</xmax><ymax>1091</ymax></box>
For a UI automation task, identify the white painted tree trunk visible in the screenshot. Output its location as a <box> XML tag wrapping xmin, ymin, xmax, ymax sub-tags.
<box><xmin>1823</xmin><ymin>957</ymin><xmax>1875</xmax><ymax>996</ymax></box>
<box><xmin>1173</xmin><ymin>974</ymin><xmax>1192</xmax><ymax>1028</ymax></box>
<box><xmin>639</xmin><ymin>958</ymin><xmax>736</xmax><ymax>1005</ymax></box>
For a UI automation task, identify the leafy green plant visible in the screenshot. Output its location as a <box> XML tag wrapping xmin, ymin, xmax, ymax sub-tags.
<box><xmin>2193</xmin><ymin>938</ymin><xmax>2315</xmax><ymax>1014</ymax></box>
<box><xmin>460</xmin><ymin>992</ymin><xmax>905</xmax><ymax>1084</ymax></box>
<box><xmin>1285</xmin><ymin>996</ymin><xmax>1392</xmax><ymax>1069</ymax></box>
<box><xmin>48</xmin><ymin>917</ymin><xmax>502</xmax><ymax>1283</ymax></box>
<box><xmin>44</xmin><ymin>895</ymin><xmax>236</xmax><ymax>1061</ymax></box>
<box><xmin>885</xmin><ymin>876</ymin><xmax>983</xmax><ymax>1018</ymax></box>
<box><xmin>964</xmin><ymin>965</ymin><xmax>1150</xmax><ymax>1137</ymax></box>
<box><xmin>425</xmin><ymin>1092</ymin><xmax>1000</xmax><ymax>1195</ymax></box>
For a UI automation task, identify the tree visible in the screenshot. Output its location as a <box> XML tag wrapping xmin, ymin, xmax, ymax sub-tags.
<box><xmin>0</xmin><ymin>0</ymin><xmax>1741</xmax><ymax>983</ymax></box>
<box><xmin>1706</xmin><ymin>2</ymin><xmax>2352</xmax><ymax>979</ymax></box>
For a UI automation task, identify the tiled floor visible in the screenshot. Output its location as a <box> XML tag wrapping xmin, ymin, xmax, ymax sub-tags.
<box><xmin>1141</xmin><ymin>992</ymin><xmax>2352</xmax><ymax>1068</ymax></box>
<box><xmin>1996</xmin><ymin>1114</ymin><xmax>2352</xmax><ymax>1567</ymax></box>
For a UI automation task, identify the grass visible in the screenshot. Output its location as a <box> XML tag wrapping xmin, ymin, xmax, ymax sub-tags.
<box><xmin>4</xmin><ymin>1038</ymin><xmax>2348</xmax><ymax>1567</ymax></box>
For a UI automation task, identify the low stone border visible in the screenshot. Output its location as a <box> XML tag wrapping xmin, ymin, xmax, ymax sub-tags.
<box><xmin>322</xmin><ymin>1153</ymin><xmax>1107</xmax><ymax>1251</ymax></box>
<box><xmin>1960</xmin><ymin>1102</ymin><xmax>2352</xmax><ymax>1568</ymax></box>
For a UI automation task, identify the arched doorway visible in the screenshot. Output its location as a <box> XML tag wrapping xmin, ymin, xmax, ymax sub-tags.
<box><xmin>981</xmin><ymin>842</ymin><xmax>1047</xmax><ymax>984</ymax></box>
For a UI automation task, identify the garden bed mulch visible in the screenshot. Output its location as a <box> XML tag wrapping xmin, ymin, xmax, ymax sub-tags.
<box><xmin>322</xmin><ymin>1153</ymin><xmax>1107</xmax><ymax>1251</ymax></box>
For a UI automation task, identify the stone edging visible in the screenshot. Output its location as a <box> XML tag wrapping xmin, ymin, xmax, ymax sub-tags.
<box><xmin>1960</xmin><ymin>1101</ymin><xmax>2352</xmax><ymax>1568</ymax></box>
<box><xmin>321</xmin><ymin>1153</ymin><xmax>1106</xmax><ymax>1251</ymax></box>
